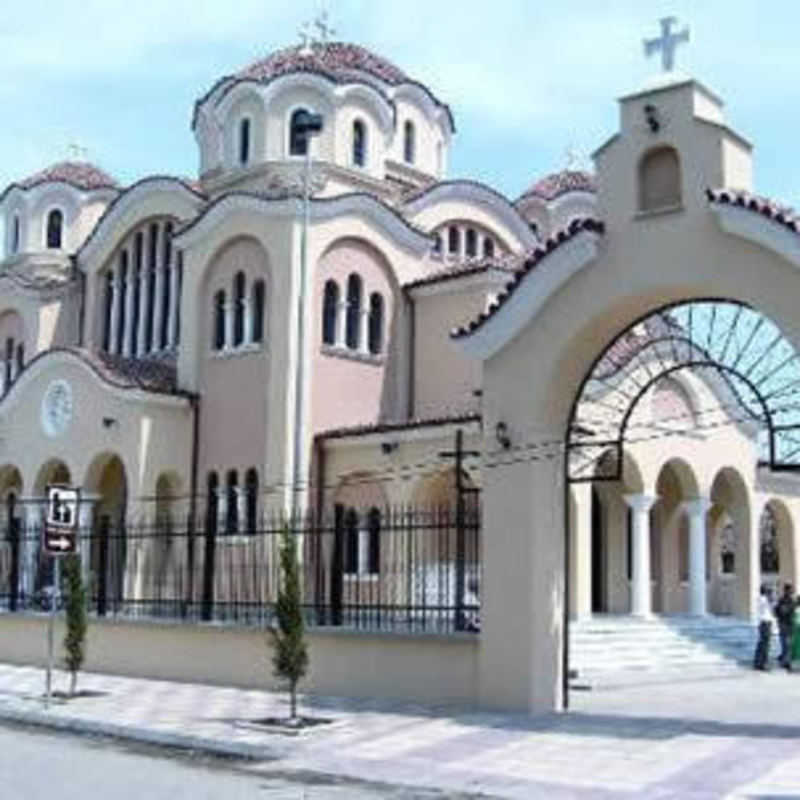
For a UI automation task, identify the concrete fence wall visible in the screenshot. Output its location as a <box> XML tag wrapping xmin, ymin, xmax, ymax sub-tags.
<box><xmin>0</xmin><ymin>614</ymin><xmax>480</xmax><ymax>706</ymax></box>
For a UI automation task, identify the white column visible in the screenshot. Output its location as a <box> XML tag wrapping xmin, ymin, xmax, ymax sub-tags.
<box><xmin>168</xmin><ymin>258</ymin><xmax>180</xmax><ymax>348</ymax></box>
<box><xmin>123</xmin><ymin>259</ymin><xmax>135</xmax><ymax>358</ymax></box>
<box><xmin>78</xmin><ymin>496</ymin><xmax>96</xmax><ymax>585</ymax></box>
<box><xmin>624</xmin><ymin>493</ymin><xmax>657</xmax><ymax>617</ymax></box>
<box><xmin>570</xmin><ymin>483</ymin><xmax>593</xmax><ymax>620</ymax></box>
<box><xmin>336</xmin><ymin>301</ymin><xmax>348</xmax><ymax>346</ymax></box>
<box><xmin>683</xmin><ymin>497</ymin><xmax>712</xmax><ymax>616</ymax></box>
<box><xmin>152</xmin><ymin>247</ymin><xmax>164</xmax><ymax>352</ymax></box>
<box><xmin>216</xmin><ymin>487</ymin><xmax>227</xmax><ymax>534</ymax></box>
<box><xmin>137</xmin><ymin>267</ymin><xmax>149</xmax><ymax>356</ymax></box>
<box><xmin>359</xmin><ymin>308</ymin><xmax>370</xmax><ymax>355</ymax></box>
<box><xmin>22</xmin><ymin>502</ymin><xmax>41</xmax><ymax>600</ymax></box>
<box><xmin>235</xmin><ymin>487</ymin><xmax>246</xmax><ymax>534</ymax></box>
<box><xmin>459</xmin><ymin>225</ymin><xmax>467</xmax><ymax>261</ymax></box>
<box><xmin>243</xmin><ymin>297</ymin><xmax>253</xmax><ymax>345</ymax></box>
<box><xmin>0</xmin><ymin>370</ymin><xmax>5</xmax><ymax>396</ymax></box>
<box><xmin>109</xmin><ymin>271</ymin><xmax>121</xmax><ymax>354</ymax></box>
<box><xmin>224</xmin><ymin>302</ymin><xmax>234</xmax><ymax>350</ymax></box>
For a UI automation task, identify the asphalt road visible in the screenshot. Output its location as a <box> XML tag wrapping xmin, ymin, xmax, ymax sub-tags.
<box><xmin>0</xmin><ymin>723</ymin><xmax>487</xmax><ymax>800</ymax></box>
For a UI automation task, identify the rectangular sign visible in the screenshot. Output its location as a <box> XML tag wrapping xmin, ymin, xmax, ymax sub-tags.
<box><xmin>43</xmin><ymin>484</ymin><xmax>79</xmax><ymax>556</ymax></box>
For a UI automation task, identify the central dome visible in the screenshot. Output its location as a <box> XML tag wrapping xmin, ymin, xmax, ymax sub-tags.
<box><xmin>237</xmin><ymin>41</ymin><xmax>410</xmax><ymax>86</ymax></box>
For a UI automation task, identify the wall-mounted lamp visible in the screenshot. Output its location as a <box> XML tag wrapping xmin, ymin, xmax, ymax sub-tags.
<box><xmin>381</xmin><ymin>441</ymin><xmax>399</xmax><ymax>455</ymax></box>
<box><xmin>102</xmin><ymin>416</ymin><xmax>117</xmax><ymax>429</ymax></box>
<box><xmin>495</xmin><ymin>421</ymin><xmax>511</xmax><ymax>450</ymax></box>
<box><xmin>644</xmin><ymin>103</ymin><xmax>660</xmax><ymax>133</ymax></box>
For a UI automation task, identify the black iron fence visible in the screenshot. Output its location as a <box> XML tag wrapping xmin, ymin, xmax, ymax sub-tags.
<box><xmin>0</xmin><ymin>504</ymin><xmax>481</xmax><ymax>635</ymax></box>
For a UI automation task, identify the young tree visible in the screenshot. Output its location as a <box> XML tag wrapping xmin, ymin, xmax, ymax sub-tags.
<box><xmin>270</xmin><ymin>524</ymin><xmax>309</xmax><ymax>723</ymax></box>
<box><xmin>62</xmin><ymin>553</ymin><xmax>87</xmax><ymax>697</ymax></box>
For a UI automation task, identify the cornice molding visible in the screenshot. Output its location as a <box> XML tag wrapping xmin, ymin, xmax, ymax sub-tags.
<box><xmin>712</xmin><ymin>204</ymin><xmax>800</xmax><ymax>269</ymax></box>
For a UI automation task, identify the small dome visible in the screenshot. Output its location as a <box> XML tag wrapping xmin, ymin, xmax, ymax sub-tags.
<box><xmin>16</xmin><ymin>161</ymin><xmax>119</xmax><ymax>192</ymax></box>
<box><xmin>518</xmin><ymin>170</ymin><xmax>596</xmax><ymax>204</ymax></box>
<box><xmin>237</xmin><ymin>41</ymin><xmax>410</xmax><ymax>87</ymax></box>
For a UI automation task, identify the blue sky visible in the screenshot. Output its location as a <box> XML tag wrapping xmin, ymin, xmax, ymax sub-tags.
<box><xmin>1</xmin><ymin>0</ymin><xmax>798</xmax><ymax>210</ymax></box>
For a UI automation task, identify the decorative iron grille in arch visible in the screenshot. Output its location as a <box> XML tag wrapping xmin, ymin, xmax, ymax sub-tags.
<box><xmin>566</xmin><ymin>299</ymin><xmax>800</xmax><ymax>482</ymax></box>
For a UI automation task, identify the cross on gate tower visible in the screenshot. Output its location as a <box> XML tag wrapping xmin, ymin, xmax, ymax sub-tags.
<box><xmin>643</xmin><ymin>17</ymin><xmax>690</xmax><ymax>72</ymax></box>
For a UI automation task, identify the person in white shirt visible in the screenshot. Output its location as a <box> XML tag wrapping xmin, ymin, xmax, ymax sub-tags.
<box><xmin>754</xmin><ymin>585</ymin><xmax>775</xmax><ymax>670</ymax></box>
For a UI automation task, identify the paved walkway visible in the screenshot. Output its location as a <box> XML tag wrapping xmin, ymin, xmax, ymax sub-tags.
<box><xmin>0</xmin><ymin>663</ymin><xmax>799</xmax><ymax>798</ymax></box>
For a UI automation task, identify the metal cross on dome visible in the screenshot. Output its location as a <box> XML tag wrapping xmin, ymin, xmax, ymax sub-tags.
<box><xmin>643</xmin><ymin>16</ymin><xmax>690</xmax><ymax>72</ymax></box>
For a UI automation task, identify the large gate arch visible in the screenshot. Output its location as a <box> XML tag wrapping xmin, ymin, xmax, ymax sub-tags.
<box><xmin>566</xmin><ymin>299</ymin><xmax>800</xmax><ymax>484</ymax></box>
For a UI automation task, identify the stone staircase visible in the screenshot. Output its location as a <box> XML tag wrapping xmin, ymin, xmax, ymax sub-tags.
<box><xmin>569</xmin><ymin>615</ymin><xmax>774</xmax><ymax>689</ymax></box>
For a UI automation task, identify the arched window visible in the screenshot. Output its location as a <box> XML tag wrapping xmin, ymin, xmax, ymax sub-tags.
<box><xmin>483</xmin><ymin>237</ymin><xmax>495</xmax><ymax>259</ymax></box>
<box><xmin>233</xmin><ymin>271</ymin><xmax>245</xmax><ymax>347</ymax></box>
<box><xmin>322</xmin><ymin>280</ymin><xmax>339</xmax><ymax>345</ymax></box>
<box><xmin>345</xmin><ymin>273</ymin><xmax>362</xmax><ymax>350</ymax></box>
<box><xmin>15</xmin><ymin>343</ymin><xmax>23</xmax><ymax>374</ymax></box>
<box><xmin>213</xmin><ymin>290</ymin><xmax>226</xmax><ymax>350</ymax></box>
<box><xmin>4</xmin><ymin>338</ymin><xmax>11</xmax><ymax>388</ymax></box>
<box><xmin>448</xmin><ymin>226</ymin><xmax>460</xmax><ymax>255</ymax></box>
<box><xmin>46</xmin><ymin>209</ymin><xmax>63</xmax><ymax>249</ymax></box>
<box><xmin>226</xmin><ymin>470</ymin><xmax>238</xmax><ymax>535</ymax></box>
<box><xmin>175</xmin><ymin>251</ymin><xmax>184</xmax><ymax>345</ymax></box>
<box><xmin>239</xmin><ymin>118</ymin><xmax>251</xmax><ymax>166</ymax></box>
<box><xmin>465</xmin><ymin>228</ymin><xmax>477</xmax><ymax>258</ymax></box>
<box><xmin>251</xmin><ymin>280</ymin><xmax>265</xmax><ymax>344</ymax></box>
<box><xmin>290</xmin><ymin>108</ymin><xmax>310</xmax><ymax>156</ymax></box>
<box><xmin>103</xmin><ymin>271</ymin><xmax>113</xmax><ymax>352</ymax></box>
<box><xmin>206</xmin><ymin>472</ymin><xmax>219</xmax><ymax>537</ymax></box>
<box><xmin>368</xmin><ymin>292</ymin><xmax>384</xmax><ymax>355</ymax></box>
<box><xmin>11</xmin><ymin>215</ymin><xmax>19</xmax><ymax>254</ymax></box>
<box><xmin>344</xmin><ymin>508</ymin><xmax>359</xmax><ymax>574</ymax></box>
<box><xmin>245</xmin><ymin>468</ymin><xmax>258</xmax><ymax>535</ymax></box>
<box><xmin>116</xmin><ymin>252</ymin><xmax>128</xmax><ymax>355</ymax></box>
<box><xmin>639</xmin><ymin>146</ymin><xmax>681</xmax><ymax>212</ymax></box>
<box><xmin>352</xmin><ymin>120</ymin><xmax>366</xmax><ymax>167</ymax></box>
<box><xmin>367</xmin><ymin>507</ymin><xmax>381</xmax><ymax>575</ymax></box>
<box><xmin>404</xmin><ymin>121</ymin><xmax>416</xmax><ymax>164</ymax></box>
<box><xmin>432</xmin><ymin>232</ymin><xmax>442</xmax><ymax>255</ymax></box>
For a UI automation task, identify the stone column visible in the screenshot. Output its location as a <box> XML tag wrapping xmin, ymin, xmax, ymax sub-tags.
<box><xmin>569</xmin><ymin>483</ymin><xmax>593</xmax><ymax>620</ymax></box>
<box><xmin>359</xmin><ymin>308</ymin><xmax>370</xmax><ymax>355</ymax></box>
<box><xmin>78</xmin><ymin>495</ymin><xmax>97</xmax><ymax>586</ymax></box>
<box><xmin>684</xmin><ymin>497</ymin><xmax>712</xmax><ymax>616</ymax></box>
<box><xmin>137</xmin><ymin>267</ymin><xmax>149</xmax><ymax>356</ymax></box>
<box><xmin>216</xmin><ymin>487</ymin><xmax>227</xmax><ymax>534</ymax></box>
<box><xmin>336</xmin><ymin>300</ymin><xmax>348</xmax><ymax>346</ymax></box>
<box><xmin>168</xmin><ymin>258</ymin><xmax>180</xmax><ymax>348</ymax></box>
<box><xmin>109</xmin><ymin>271</ymin><xmax>121</xmax><ymax>354</ymax></box>
<box><xmin>123</xmin><ymin>259</ymin><xmax>136</xmax><ymax>358</ymax></box>
<box><xmin>235</xmin><ymin>487</ymin><xmax>247</xmax><ymax>534</ymax></box>
<box><xmin>624</xmin><ymin>493</ymin><xmax>657</xmax><ymax>617</ymax></box>
<box><xmin>224</xmin><ymin>302</ymin><xmax>234</xmax><ymax>351</ymax></box>
<box><xmin>243</xmin><ymin>297</ymin><xmax>253</xmax><ymax>346</ymax></box>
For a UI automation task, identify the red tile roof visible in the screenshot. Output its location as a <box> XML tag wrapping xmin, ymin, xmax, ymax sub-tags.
<box><xmin>239</xmin><ymin>42</ymin><xmax>410</xmax><ymax>86</ymax></box>
<box><xmin>16</xmin><ymin>161</ymin><xmax>119</xmax><ymax>192</ymax></box>
<box><xmin>706</xmin><ymin>188</ymin><xmax>799</xmax><ymax>234</ymax></box>
<box><xmin>403</xmin><ymin>260</ymin><xmax>516</xmax><ymax>290</ymax></box>
<box><xmin>451</xmin><ymin>218</ymin><xmax>605</xmax><ymax>340</ymax></box>
<box><xmin>517</xmin><ymin>170</ymin><xmax>596</xmax><ymax>204</ymax></box>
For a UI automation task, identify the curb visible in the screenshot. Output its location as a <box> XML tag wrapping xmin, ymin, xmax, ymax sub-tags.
<box><xmin>0</xmin><ymin>703</ymin><xmax>274</xmax><ymax>761</ymax></box>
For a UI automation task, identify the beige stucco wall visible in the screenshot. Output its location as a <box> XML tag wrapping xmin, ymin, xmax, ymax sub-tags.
<box><xmin>0</xmin><ymin>615</ymin><xmax>479</xmax><ymax>705</ymax></box>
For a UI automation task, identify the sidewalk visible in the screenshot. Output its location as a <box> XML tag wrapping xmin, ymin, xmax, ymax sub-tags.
<box><xmin>1</xmin><ymin>663</ymin><xmax>799</xmax><ymax>798</ymax></box>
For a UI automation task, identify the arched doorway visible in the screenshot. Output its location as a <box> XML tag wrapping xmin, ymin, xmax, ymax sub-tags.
<box><xmin>84</xmin><ymin>454</ymin><xmax>128</xmax><ymax>616</ymax></box>
<box><xmin>31</xmin><ymin>459</ymin><xmax>72</xmax><ymax>601</ymax></box>
<box><xmin>759</xmin><ymin>499</ymin><xmax>796</xmax><ymax>595</ymax></box>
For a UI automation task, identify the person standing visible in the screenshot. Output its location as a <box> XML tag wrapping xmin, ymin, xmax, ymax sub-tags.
<box><xmin>791</xmin><ymin>596</ymin><xmax>800</xmax><ymax>670</ymax></box>
<box><xmin>775</xmin><ymin>583</ymin><xmax>795</xmax><ymax>671</ymax></box>
<box><xmin>754</xmin><ymin>585</ymin><xmax>774</xmax><ymax>671</ymax></box>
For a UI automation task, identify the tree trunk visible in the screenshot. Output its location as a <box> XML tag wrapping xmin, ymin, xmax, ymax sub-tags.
<box><xmin>70</xmin><ymin>670</ymin><xmax>77</xmax><ymax>698</ymax></box>
<box><xmin>290</xmin><ymin>680</ymin><xmax>297</xmax><ymax>721</ymax></box>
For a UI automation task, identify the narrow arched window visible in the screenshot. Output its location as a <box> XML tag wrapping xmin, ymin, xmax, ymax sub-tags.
<box><xmin>368</xmin><ymin>292</ymin><xmax>384</xmax><ymax>355</ymax></box>
<box><xmin>15</xmin><ymin>343</ymin><xmax>24</xmax><ymax>374</ymax></box>
<box><xmin>239</xmin><ymin>118</ymin><xmax>251</xmax><ymax>166</ymax></box>
<box><xmin>4</xmin><ymin>338</ymin><xmax>12</xmax><ymax>388</ymax></box>
<box><xmin>226</xmin><ymin>470</ymin><xmax>238</xmax><ymax>535</ymax></box>
<box><xmin>290</xmin><ymin>108</ymin><xmax>309</xmax><ymax>156</ymax></box>
<box><xmin>352</xmin><ymin>120</ymin><xmax>366</xmax><ymax>167</ymax></box>
<box><xmin>404</xmin><ymin>121</ymin><xmax>415</xmax><ymax>164</ymax></box>
<box><xmin>233</xmin><ymin>271</ymin><xmax>245</xmax><ymax>347</ymax></box>
<box><xmin>344</xmin><ymin>508</ymin><xmax>359</xmax><ymax>574</ymax></box>
<box><xmin>345</xmin><ymin>273</ymin><xmax>362</xmax><ymax>350</ymax></box>
<box><xmin>145</xmin><ymin>223</ymin><xmax>158</xmax><ymax>352</ymax></box>
<box><xmin>116</xmin><ymin>251</ymin><xmax>128</xmax><ymax>355</ymax></box>
<box><xmin>160</xmin><ymin>223</ymin><xmax>173</xmax><ymax>350</ymax></box>
<box><xmin>103</xmin><ymin>271</ymin><xmax>113</xmax><ymax>352</ymax></box>
<box><xmin>175</xmin><ymin>251</ymin><xmax>183</xmax><ymax>345</ymax></box>
<box><xmin>213</xmin><ymin>289</ymin><xmax>226</xmax><ymax>351</ymax></box>
<box><xmin>639</xmin><ymin>146</ymin><xmax>681</xmax><ymax>212</ymax></box>
<box><xmin>483</xmin><ymin>238</ymin><xmax>494</xmax><ymax>259</ymax></box>
<box><xmin>245</xmin><ymin>468</ymin><xmax>258</xmax><ymax>535</ymax></box>
<box><xmin>465</xmin><ymin>228</ymin><xmax>477</xmax><ymax>257</ymax></box>
<box><xmin>322</xmin><ymin>280</ymin><xmax>339</xmax><ymax>345</ymax></box>
<box><xmin>11</xmin><ymin>215</ymin><xmax>20</xmax><ymax>254</ymax></box>
<box><xmin>448</xmin><ymin>226</ymin><xmax>460</xmax><ymax>255</ymax></box>
<box><xmin>251</xmin><ymin>280</ymin><xmax>265</xmax><ymax>344</ymax></box>
<box><xmin>46</xmin><ymin>209</ymin><xmax>63</xmax><ymax>249</ymax></box>
<box><xmin>432</xmin><ymin>232</ymin><xmax>442</xmax><ymax>255</ymax></box>
<box><xmin>367</xmin><ymin>507</ymin><xmax>381</xmax><ymax>575</ymax></box>
<box><xmin>131</xmin><ymin>232</ymin><xmax>144</xmax><ymax>357</ymax></box>
<box><xmin>206</xmin><ymin>472</ymin><xmax>219</xmax><ymax>537</ymax></box>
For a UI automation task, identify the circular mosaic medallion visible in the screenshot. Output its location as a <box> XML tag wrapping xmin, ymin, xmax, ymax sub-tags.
<box><xmin>41</xmin><ymin>379</ymin><xmax>73</xmax><ymax>438</ymax></box>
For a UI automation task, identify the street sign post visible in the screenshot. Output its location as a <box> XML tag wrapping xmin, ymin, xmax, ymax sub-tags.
<box><xmin>43</xmin><ymin>485</ymin><xmax>80</xmax><ymax>708</ymax></box>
